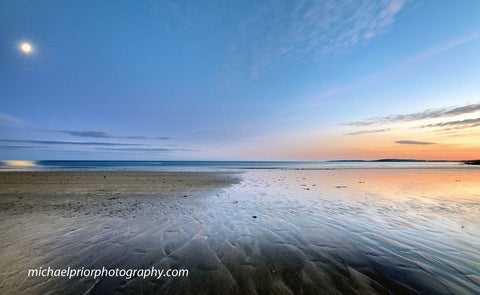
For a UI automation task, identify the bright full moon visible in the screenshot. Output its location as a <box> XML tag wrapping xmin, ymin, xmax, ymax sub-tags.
<box><xmin>20</xmin><ymin>42</ymin><xmax>32</xmax><ymax>53</ymax></box>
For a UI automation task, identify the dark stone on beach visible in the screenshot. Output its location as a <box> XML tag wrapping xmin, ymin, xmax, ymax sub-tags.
<box><xmin>103</xmin><ymin>175</ymin><xmax>106</xmax><ymax>178</ymax></box>
<box><xmin>183</xmin><ymin>195</ymin><xmax>187</xmax><ymax>198</ymax></box>
<box><xmin>252</xmin><ymin>215</ymin><xmax>257</xmax><ymax>219</ymax></box>
<box><xmin>335</xmin><ymin>186</ymin><xmax>347</xmax><ymax>188</ymax></box>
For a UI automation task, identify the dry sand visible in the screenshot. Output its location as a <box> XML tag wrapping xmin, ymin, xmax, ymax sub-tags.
<box><xmin>0</xmin><ymin>169</ymin><xmax>479</xmax><ymax>294</ymax></box>
<box><xmin>0</xmin><ymin>171</ymin><xmax>240</xmax><ymax>294</ymax></box>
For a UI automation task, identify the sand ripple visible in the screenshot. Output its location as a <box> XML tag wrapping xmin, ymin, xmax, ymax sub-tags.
<box><xmin>0</xmin><ymin>169</ymin><xmax>479</xmax><ymax>294</ymax></box>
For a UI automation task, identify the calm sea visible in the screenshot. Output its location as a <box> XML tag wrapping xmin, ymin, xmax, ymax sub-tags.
<box><xmin>0</xmin><ymin>160</ymin><xmax>470</xmax><ymax>171</ymax></box>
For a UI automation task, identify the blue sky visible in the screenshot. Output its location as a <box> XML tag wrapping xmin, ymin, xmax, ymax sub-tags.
<box><xmin>1</xmin><ymin>0</ymin><xmax>479</xmax><ymax>160</ymax></box>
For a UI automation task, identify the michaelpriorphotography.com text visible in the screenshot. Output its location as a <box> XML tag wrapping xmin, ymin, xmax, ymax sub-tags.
<box><xmin>27</xmin><ymin>266</ymin><xmax>189</xmax><ymax>280</ymax></box>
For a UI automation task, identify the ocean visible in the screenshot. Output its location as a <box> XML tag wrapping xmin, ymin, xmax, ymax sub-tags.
<box><xmin>0</xmin><ymin>160</ymin><xmax>469</xmax><ymax>171</ymax></box>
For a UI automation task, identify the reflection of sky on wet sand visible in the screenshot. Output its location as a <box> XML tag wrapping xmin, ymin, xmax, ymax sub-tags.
<box><xmin>253</xmin><ymin>169</ymin><xmax>480</xmax><ymax>223</ymax></box>
<box><xmin>0</xmin><ymin>169</ymin><xmax>479</xmax><ymax>294</ymax></box>
<box><xmin>218</xmin><ymin>169</ymin><xmax>480</xmax><ymax>293</ymax></box>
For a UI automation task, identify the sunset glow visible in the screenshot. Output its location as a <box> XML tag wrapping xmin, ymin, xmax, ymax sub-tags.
<box><xmin>1</xmin><ymin>1</ymin><xmax>479</xmax><ymax>161</ymax></box>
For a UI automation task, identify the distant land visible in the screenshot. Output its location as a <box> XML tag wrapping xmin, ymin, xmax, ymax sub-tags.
<box><xmin>327</xmin><ymin>159</ymin><xmax>480</xmax><ymax>165</ymax></box>
<box><xmin>327</xmin><ymin>159</ymin><xmax>453</xmax><ymax>163</ymax></box>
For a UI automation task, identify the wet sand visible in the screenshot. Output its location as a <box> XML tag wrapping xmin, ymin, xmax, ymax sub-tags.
<box><xmin>0</xmin><ymin>169</ymin><xmax>479</xmax><ymax>294</ymax></box>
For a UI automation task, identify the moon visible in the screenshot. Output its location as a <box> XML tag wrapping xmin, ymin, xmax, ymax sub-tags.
<box><xmin>20</xmin><ymin>42</ymin><xmax>33</xmax><ymax>53</ymax></box>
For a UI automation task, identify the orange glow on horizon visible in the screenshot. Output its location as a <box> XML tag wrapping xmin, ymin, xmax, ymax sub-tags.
<box><xmin>260</xmin><ymin>127</ymin><xmax>480</xmax><ymax>161</ymax></box>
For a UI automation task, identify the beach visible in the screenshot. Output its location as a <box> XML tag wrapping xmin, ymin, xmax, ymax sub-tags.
<box><xmin>0</xmin><ymin>168</ymin><xmax>479</xmax><ymax>294</ymax></box>
<box><xmin>3</xmin><ymin>0</ymin><xmax>479</xmax><ymax>294</ymax></box>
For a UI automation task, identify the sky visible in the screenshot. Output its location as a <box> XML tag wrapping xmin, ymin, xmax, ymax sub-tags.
<box><xmin>1</xmin><ymin>0</ymin><xmax>479</xmax><ymax>161</ymax></box>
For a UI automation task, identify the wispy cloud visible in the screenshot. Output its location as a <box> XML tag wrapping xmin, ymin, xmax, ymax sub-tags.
<box><xmin>125</xmin><ymin>136</ymin><xmax>171</xmax><ymax>140</ymax></box>
<box><xmin>157</xmin><ymin>0</ymin><xmax>408</xmax><ymax>82</ymax></box>
<box><xmin>395</xmin><ymin>140</ymin><xmax>436</xmax><ymax>145</ymax></box>
<box><xmin>0</xmin><ymin>114</ymin><xmax>171</xmax><ymax>140</ymax></box>
<box><xmin>0</xmin><ymin>145</ymin><xmax>38</xmax><ymax>150</ymax></box>
<box><xmin>52</xmin><ymin>130</ymin><xmax>114</xmax><ymax>138</ymax></box>
<box><xmin>346</xmin><ymin>102</ymin><xmax>480</xmax><ymax>126</ymax></box>
<box><xmin>43</xmin><ymin>129</ymin><xmax>171</xmax><ymax>140</ymax></box>
<box><xmin>422</xmin><ymin>117</ymin><xmax>480</xmax><ymax>129</ymax></box>
<box><xmin>245</xmin><ymin>0</ymin><xmax>408</xmax><ymax>76</ymax></box>
<box><xmin>0</xmin><ymin>139</ymin><xmax>139</xmax><ymax>146</ymax></box>
<box><xmin>0</xmin><ymin>113</ymin><xmax>34</xmax><ymax>127</ymax></box>
<box><xmin>400</xmin><ymin>32</ymin><xmax>480</xmax><ymax>66</ymax></box>
<box><xmin>309</xmin><ymin>32</ymin><xmax>480</xmax><ymax>102</ymax></box>
<box><xmin>96</xmin><ymin>147</ymin><xmax>195</xmax><ymax>152</ymax></box>
<box><xmin>149</xmin><ymin>1</ymin><xmax>408</xmax><ymax>77</ymax></box>
<box><xmin>0</xmin><ymin>143</ymin><xmax>196</xmax><ymax>153</ymax></box>
<box><xmin>344</xmin><ymin>128</ymin><xmax>390</xmax><ymax>135</ymax></box>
